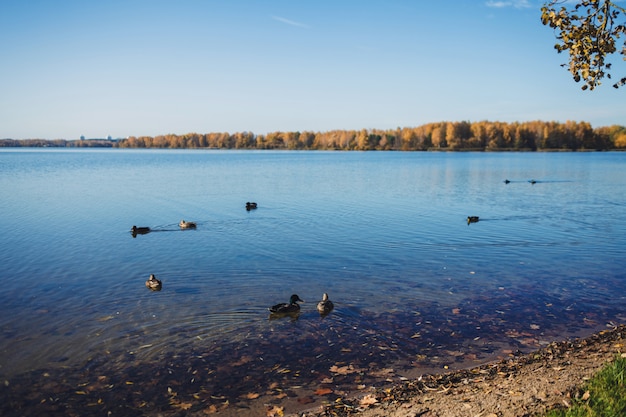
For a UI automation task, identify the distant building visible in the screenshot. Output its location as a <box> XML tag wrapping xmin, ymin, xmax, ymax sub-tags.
<box><xmin>107</xmin><ymin>135</ymin><xmax>112</xmax><ymax>140</ymax></box>
<box><xmin>80</xmin><ymin>135</ymin><xmax>85</xmax><ymax>140</ymax></box>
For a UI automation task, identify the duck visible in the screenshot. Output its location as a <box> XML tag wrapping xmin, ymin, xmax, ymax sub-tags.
<box><xmin>269</xmin><ymin>294</ymin><xmax>304</xmax><ymax>314</ymax></box>
<box><xmin>529</xmin><ymin>179</ymin><xmax>537</xmax><ymax>184</ymax></box>
<box><xmin>504</xmin><ymin>179</ymin><xmax>511</xmax><ymax>184</ymax></box>
<box><xmin>145</xmin><ymin>274</ymin><xmax>162</xmax><ymax>291</ymax></box>
<box><xmin>131</xmin><ymin>225</ymin><xmax>151</xmax><ymax>237</ymax></box>
<box><xmin>179</xmin><ymin>220</ymin><xmax>197</xmax><ymax>229</ymax></box>
<box><xmin>246</xmin><ymin>202</ymin><xmax>258</xmax><ymax>211</ymax></box>
<box><xmin>317</xmin><ymin>293</ymin><xmax>334</xmax><ymax>316</ymax></box>
<box><xmin>467</xmin><ymin>216</ymin><xmax>480</xmax><ymax>225</ymax></box>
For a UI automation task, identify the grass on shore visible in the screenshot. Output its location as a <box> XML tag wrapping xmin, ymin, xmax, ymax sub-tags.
<box><xmin>545</xmin><ymin>355</ymin><xmax>626</xmax><ymax>417</ymax></box>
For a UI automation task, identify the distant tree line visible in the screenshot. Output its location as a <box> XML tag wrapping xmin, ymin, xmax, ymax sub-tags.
<box><xmin>114</xmin><ymin>121</ymin><xmax>626</xmax><ymax>151</ymax></box>
<box><xmin>2</xmin><ymin>121</ymin><xmax>626</xmax><ymax>151</ymax></box>
<box><xmin>0</xmin><ymin>138</ymin><xmax>116</xmax><ymax>148</ymax></box>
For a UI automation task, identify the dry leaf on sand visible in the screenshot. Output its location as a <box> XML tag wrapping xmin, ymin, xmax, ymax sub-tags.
<box><xmin>360</xmin><ymin>394</ymin><xmax>378</xmax><ymax>407</ymax></box>
<box><xmin>266</xmin><ymin>405</ymin><xmax>284</xmax><ymax>416</ymax></box>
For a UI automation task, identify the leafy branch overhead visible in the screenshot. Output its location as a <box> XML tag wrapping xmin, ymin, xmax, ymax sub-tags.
<box><xmin>541</xmin><ymin>0</ymin><xmax>626</xmax><ymax>90</ymax></box>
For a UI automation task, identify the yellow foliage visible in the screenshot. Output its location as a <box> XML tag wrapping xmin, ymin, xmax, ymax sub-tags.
<box><xmin>614</xmin><ymin>133</ymin><xmax>626</xmax><ymax>148</ymax></box>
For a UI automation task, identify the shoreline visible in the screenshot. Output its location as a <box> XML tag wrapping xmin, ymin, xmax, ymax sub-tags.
<box><xmin>298</xmin><ymin>324</ymin><xmax>626</xmax><ymax>417</ymax></box>
<box><xmin>1</xmin><ymin>323</ymin><xmax>623</xmax><ymax>417</ymax></box>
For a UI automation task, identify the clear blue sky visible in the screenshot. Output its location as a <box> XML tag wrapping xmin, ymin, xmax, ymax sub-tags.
<box><xmin>1</xmin><ymin>0</ymin><xmax>623</xmax><ymax>139</ymax></box>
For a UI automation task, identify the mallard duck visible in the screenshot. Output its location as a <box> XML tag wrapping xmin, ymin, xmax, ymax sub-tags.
<box><xmin>131</xmin><ymin>225</ymin><xmax>151</xmax><ymax>237</ymax></box>
<box><xmin>317</xmin><ymin>293</ymin><xmax>334</xmax><ymax>315</ymax></box>
<box><xmin>145</xmin><ymin>274</ymin><xmax>162</xmax><ymax>291</ymax></box>
<box><xmin>467</xmin><ymin>216</ymin><xmax>479</xmax><ymax>225</ymax></box>
<box><xmin>269</xmin><ymin>294</ymin><xmax>303</xmax><ymax>314</ymax></box>
<box><xmin>179</xmin><ymin>220</ymin><xmax>197</xmax><ymax>229</ymax></box>
<box><xmin>246</xmin><ymin>202</ymin><xmax>258</xmax><ymax>211</ymax></box>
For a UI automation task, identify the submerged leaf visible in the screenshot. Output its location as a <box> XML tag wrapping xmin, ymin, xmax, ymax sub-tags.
<box><xmin>330</xmin><ymin>364</ymin><xmax>358</xmax><ymax>375</ymax></box>
<box><xmin>314</xmin><ymin>387</ymin><xmax>333</xmax><ymax>396</ymax></box>
<box><xmin>173</xmin><ymin>402</ymin><xmax>192</xmax><ymax>410</ymax></box>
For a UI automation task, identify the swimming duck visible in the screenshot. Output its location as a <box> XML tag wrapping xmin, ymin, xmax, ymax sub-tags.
<box><xmin>269</xmin><ymin>294</ymin><xmax>304</xmax><ymax>314</ymax></box>
<box><xmin>131</xmin><ymin>225</ymin><xmax>151</xmax><ymax>237</ymax></box>
<box><xmin>529</xmin><ymin>179</ymin><xmax>537</xmax><ymax>184</ymax></box>
<box><xmin>179</xmin><ymin>220</ymin><xmax>197</xmax><ymax>229</ymax></box>
<box><xmin>467</xmin><ymin>216</ymin><xmax>479</xmax><ymax>225</ymax></box>
<box><xmin>317</xmin><ymin>293</ymin><xmax>334</xmax><ymax>316</ymax></box>
<box><xmin>504</xmin><ymin>179</ymin><xmax>511</xmax><ymax>184</ymax></box>
<box><xmin>145</xmin><ymin>274</ymin><xmax>162</xmax><ymax>291</ymax></box>
<box><xmin>246</xmin><ymin>202</ymin><xmax>258</xmax><ymax>211</ymax></box>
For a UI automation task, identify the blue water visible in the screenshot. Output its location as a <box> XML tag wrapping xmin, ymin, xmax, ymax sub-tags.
<box><xmin>1</xmin><ymin>149</ymin><xmax>625</xmax><ymax>415</ymax></box>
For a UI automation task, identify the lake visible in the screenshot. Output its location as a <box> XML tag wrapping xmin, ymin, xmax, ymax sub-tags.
<box><xmin>1</xmin><ymin>149</ymin><xmax>625</xmax><ymax>416</ymax></box>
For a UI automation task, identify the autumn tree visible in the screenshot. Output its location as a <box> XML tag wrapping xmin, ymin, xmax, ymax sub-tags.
<box><xmin>431</xmin><ymin>124</ymin><xmax>447</xmax><ymax>148</ymax></box>
<box><xmin>613</xmin><ymin>127</ymin><xmax>626</xmax><ymax>147</ymax></box>
<box><xmin>541</xmin><ymin>1</ymin><xmax>626</xmax><ymax>90</ymax></box>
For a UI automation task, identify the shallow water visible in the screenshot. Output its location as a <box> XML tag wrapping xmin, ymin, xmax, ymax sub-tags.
<box><xmin>1</xmin><ymin>149</ymin><xmax>625</xmax><ymax>415</ymax></box>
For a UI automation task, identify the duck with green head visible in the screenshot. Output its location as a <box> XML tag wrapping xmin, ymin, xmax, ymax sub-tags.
<box><xmin>269</xmin><ymin>294</ymin><xmax>304</xmax><ymax>314</ymax></box>
<box><xmin>131</xmin><ymin>225</ymin><xmax>151</xmax><ymax>237</ymax></box>
<box><xmin>467</xmin><ymin>216</ymin><xmax>479</xmax><ymax>225</ymax></box>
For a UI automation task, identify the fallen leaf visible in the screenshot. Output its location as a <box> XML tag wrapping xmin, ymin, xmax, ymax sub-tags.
<box><xmin>232</xmin><ymin>356</ymin><xmax>252</xmax><ymax>366</ymax></box>
<box><xmin>330</xmin><ymin>364</ymin><xmax>357</xmax><ymax>375</ymax></box>
<box><xmin>530</xmin><ymin>324</ymin><xmax>541</xmax><ymax>330</ymax></box>
<box><xmin>582</xmin><ymin>390</ymin><xmax>590</xmax><ymax>401</ymax></box>
<box><xmin>171</xmin><ymin>401</ymin><xmax>193</xmax><ymax>410</ymax></box>
<box><xmin>359</xmin><ymin>394</ymin><xmax>378</xmax><ymax>407</ymax></box>
<box><xmin>370</xmin><ymin>368</ymin><xmax>394</xmax><ymax>377</ymax></box>
<box><xmin>452</xmin><ymin>308</ymin><xmax>461</xmax><ymax>315</ymax></box>
<box><xmin>266</xmin><ymin>405</ymin><xmax>284</xmax><ymax>417</ymax></box>
<box><xmin>203</xmin><ymin>400</ymin><xmax>229</xmax><ymax>414</ymax></box>
<box><xmin>314</xmin><ymin>387</ymin><xmax>333</xmax><ymax>396</ymax></box>
<box><xmin>244</xmin><ymin>392</ymin><xmax>260</xmax><ymax>399</ymax></box>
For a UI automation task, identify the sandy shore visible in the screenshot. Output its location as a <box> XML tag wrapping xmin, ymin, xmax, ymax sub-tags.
<box><xmin>297</xmin><ymin>324</ymin><xmax>625</xmax><ymax>417</ymax></box>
